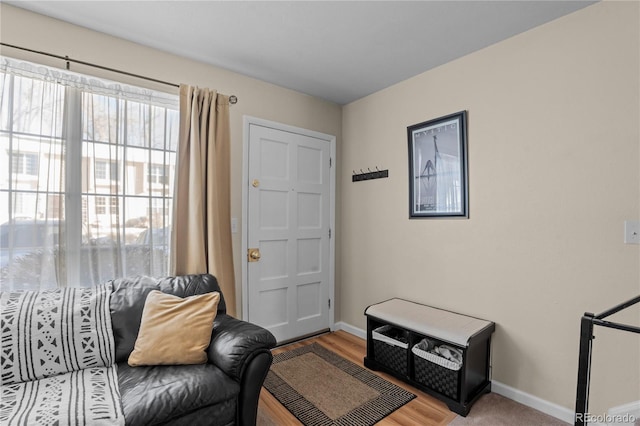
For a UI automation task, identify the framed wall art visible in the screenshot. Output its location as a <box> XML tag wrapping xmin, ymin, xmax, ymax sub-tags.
<box><xmin>408</xmin><ymin>110</ymin><xmax>468</xmax><ymax>218</ymax></box>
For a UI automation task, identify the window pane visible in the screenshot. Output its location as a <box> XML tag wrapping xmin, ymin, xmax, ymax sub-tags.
<box><xmin>0</xmin><ymin>192</ymin><xmax>7</xmax><ymax>235</ymax></box>
<box><xmin>0</xmin><ymin>218</ymin><xmax>59</xmax><ymax>289</ymax></box>
<box><xmin>149</xmin><ymin>150</ymin><xmax>169</xmax><ymax>191</ymax></box>
<box><xmin>11</xmin><ymin>153</ymin><xmax>39</xmax><ymax>175</ymax></box>
<box><xmin>0</xmin><ymin>134</ymin><xmax>9</xmax><ymax>191</ymax></box>
<box><xmin>124</xmin><ymin>146</ymin><xmax>148</xmax><ymax>196</ymax></box>
<box><xmin>9</xmin><ymin>135</ymin><xmax>65</xmax><ymax>193</ymax></box>
<box><xmin>96</xmin><ymin>196</ymin><xmax>106</xmax><ymax>214</ymax></box>
<box><xmin>83</xmin><ymin>142</ymin><xmax>122</xmax><ymax>194</ymax></box>
<box><xmin>13</xmin><ymin>76</ymin><xmax>65</xmax><ymax>137</ymax></box>
<box><xmin>166</xmin><ymin>109</ymin><xmax>179</xmax><ymax>151</ymax></box>
<box><xmin>126</xmin><ymin>101</ymin><xmax>149</xmax><ymax>147</ymax></box>
<box><xmin>95</xmin><ymin>161</ymin><xmax>107</xmax><ymax>179</ymax></box>
<box><xmin>0</xmin><ymin>72</ymin><xmax>11</xmax><ymax>131</ymax></box>
<box><xmin>151</xmin><ymin>106</ymin><xmax>166</xmax><ymax>149</ymax></box>
<box><xmin>167</xmin><ymin>152</ymin><xmax>176</xmax><ymax>195</ymax></box>
<box><xmin>123</xmin><ymin>197</ymin><xmax>150</xmax><ymax>233</ymax></box>
<box><xmin>148</xmin><ymin>197</ymin><xmax>170</xmax><ymax>228</ymax></box>
<box><xmin>110</xmin><ymin>197</ymin><xmax>119</xmax><ymax>215</ymax></box>
<box><xmin>83</xmin><ymin>93</ymin><xmax>118</xmax><ymax>143</ymax></box>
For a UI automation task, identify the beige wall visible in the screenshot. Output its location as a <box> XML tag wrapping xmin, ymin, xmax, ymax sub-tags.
<box><xmin>341</xmin><ymin>0</ymin><xmax>639</xmax><ymax>414</ymax></box>
<box><xmin>0</xmin><ymin>3</ymin><xmax>343</xmax><ymax>318</ymax></box>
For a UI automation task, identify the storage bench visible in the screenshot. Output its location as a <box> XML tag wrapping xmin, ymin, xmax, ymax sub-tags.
<box><xmin>364</xmin><ymin>298</ymin><xmax>495</xmax><ymax>416</ymax></box>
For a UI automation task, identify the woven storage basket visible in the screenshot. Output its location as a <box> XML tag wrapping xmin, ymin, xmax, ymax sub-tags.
<box><xmin>372</xmin><ymin>325</ymin><xmax>409</xmax><ymax>377</ymax></box>
<box><xmin>412</xmin><ymin>339</ymin><xmax>461</xmax><ymax>400</ymax></box>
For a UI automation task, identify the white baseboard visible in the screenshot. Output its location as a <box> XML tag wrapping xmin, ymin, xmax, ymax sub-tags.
<box><xmin>606</xmin><ymin>400</ymin><xmax>640</xmax><ymax>426</ymax></box>
<box><xmin>573</xmin><ymin>402</ymin><xmax>640</xmax><ymax>426</ymax></box>
<box><xmin>333</xmin><ymin>321</ymin><xmax>366</xmax><ymax>339</ymax></box>
<box><xmin>333</xmin><ymin>321</ymin><xmax>578</xmax><ymax>424</ymax></box>
<box><xmin>491</xmin><ymin>380</ymin><xmax>574</xmax><ymax>424</ymax></box>
<box><xmin>609</xmin><ymin>399</ymin><xmax>640</xmax><ymax>417</ymax></box>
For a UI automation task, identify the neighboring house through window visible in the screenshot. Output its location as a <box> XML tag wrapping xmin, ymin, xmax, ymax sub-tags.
<box><xmin>12</xmin><ymin>153</ymin><xmax>38</xmax><ymax>175</ymax></box>
<box><xmin>149</xmin><ymin>164</ymin><xmax>168</xmax><ymax>185</ymax></box>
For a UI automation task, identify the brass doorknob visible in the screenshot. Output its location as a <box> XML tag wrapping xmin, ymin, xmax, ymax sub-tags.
<box><xmin>248</xmin><ymin>248</ymin><xmax>261</xmax><ymax>262</ymax></box>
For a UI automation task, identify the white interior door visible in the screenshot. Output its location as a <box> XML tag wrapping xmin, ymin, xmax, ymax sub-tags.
<box><xmin>245</xmin><ymin>120</ymin><xmax>333</xmax><ymax>343</ymax></box>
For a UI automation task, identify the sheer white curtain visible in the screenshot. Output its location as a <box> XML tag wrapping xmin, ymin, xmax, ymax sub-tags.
<box><xmin>0</xmin><ymin>57</ymin><xmax>179</xmax><ymax>290</ymax></box>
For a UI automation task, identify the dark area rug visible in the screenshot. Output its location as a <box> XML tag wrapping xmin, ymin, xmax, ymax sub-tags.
<box><xmin>264</xmin><ymin>343</ymin><xmax>416</xmax><ymax>426</ymax></box>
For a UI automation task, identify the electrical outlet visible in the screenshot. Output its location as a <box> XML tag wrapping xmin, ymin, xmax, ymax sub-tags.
<box><xmin>624</xmin><ymin>221</ymin><xmax>640</xmax><ymax>244</ymax></box>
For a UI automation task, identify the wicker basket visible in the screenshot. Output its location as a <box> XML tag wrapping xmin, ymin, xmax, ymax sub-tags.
<box><xmin>372</xmin><ymin>325</ymin><xmax>409</xmax><ymax>377</ymax></box>
<box><xmin>412</xmin><ymin>339</ymin><xmax>461</xmax><ymax>400</ymax></box>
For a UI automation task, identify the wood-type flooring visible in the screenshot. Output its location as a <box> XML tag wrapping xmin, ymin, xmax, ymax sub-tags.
<box><xmin>257</xmin><ymin>330</ymin><xmax>457</xmax><ymax>426</ymax></box>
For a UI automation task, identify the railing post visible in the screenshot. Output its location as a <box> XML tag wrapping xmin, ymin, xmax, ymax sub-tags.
<box><xmin>575</xmin><ymin>313</ymin><xmax>595</xmax><ymax>426</ymax></box>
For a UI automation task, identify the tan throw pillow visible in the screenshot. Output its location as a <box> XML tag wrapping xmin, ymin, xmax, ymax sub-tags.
<box><xmin>128</xmin><ymin>290</ymin><xmax>220</xmax><ymax>366</ymax></box>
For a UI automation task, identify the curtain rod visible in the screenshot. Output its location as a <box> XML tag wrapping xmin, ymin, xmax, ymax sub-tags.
<box><xmin>0</xmin><ymin>42</ymin><xmax>238</xmax><ymax>104</ymax></box>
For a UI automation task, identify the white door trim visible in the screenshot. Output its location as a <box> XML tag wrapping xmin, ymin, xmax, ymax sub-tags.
<box><xmin>241</xmin><ymin>116</ymin><xmax>336</xmax><ymax>333</ymax></box>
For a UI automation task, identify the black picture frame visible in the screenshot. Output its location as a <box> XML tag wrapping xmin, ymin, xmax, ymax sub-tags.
<box><xmin>408</xmin><ymin>111</ymin><xmax>468</xmax><ymax>218</ymax></box>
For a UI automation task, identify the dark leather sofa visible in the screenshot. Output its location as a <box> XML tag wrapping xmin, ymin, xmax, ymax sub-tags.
<box><xmin>108</xmin><ymin>274</ymin><xmax>276</xmax><ymax>426</ymax></box>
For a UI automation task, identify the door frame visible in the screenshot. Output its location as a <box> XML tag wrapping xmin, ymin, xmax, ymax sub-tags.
<box><xmin>241</xmin><ymin>116</ymin><xmax>336</xmax><ymax>333</ymax></box>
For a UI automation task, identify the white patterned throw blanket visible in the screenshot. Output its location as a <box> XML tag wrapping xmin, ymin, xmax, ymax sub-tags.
<box><xmin>0</xmin><ymin>283</ymin><xmax>124</xmax><ymax>425</ymax></box>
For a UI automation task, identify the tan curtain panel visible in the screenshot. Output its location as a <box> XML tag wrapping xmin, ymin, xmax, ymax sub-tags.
<box><xmin>171</xmin><ymin>84</ymin><xmax>236</xmax><ymax>316</ymax></box>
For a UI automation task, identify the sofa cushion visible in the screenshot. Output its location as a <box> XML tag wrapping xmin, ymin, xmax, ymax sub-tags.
<box><xmin>109</xmin><ymin>274</ymin><xmax>225</xmax><ymax>362</ymax></box>
<box><xmin>128</xmin><ymin>290</ymin><xmax>220</xmax><ymax>366</ymax></box>
<box><xmin>0</xmin><ymin>283</ymin><xmax>115</xmax><ymax>384</ymax></box>
<box><xmin>149</xmin><ymin>401</ymin><xmax>236</xmax><ymax>426</ymax></box>
<box><xmin>117</xmin><ymin>362</ymin><xmax>239</xmax><ymax>426</ymax></box>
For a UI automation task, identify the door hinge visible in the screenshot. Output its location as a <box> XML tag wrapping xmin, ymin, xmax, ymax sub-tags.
<box><xmin>330</xmin><ymin>157</ymin><xmax>332</xmax><ymax>168</ymax></box>
<box><xmin>329</xmin><ymin>228</ymin><xmax>332</xmax><ymax>239</ymax></box>
<box><xmin>328</xmin><ymin>299</ymin><xmax>331</xmax><ymax>309</ymax></box>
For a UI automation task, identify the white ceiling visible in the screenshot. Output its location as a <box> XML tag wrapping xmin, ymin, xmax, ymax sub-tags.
<box><xmin>7</xmin><ymin>1</ymin><xmax>596</xmax><ymax>105</ymax></box>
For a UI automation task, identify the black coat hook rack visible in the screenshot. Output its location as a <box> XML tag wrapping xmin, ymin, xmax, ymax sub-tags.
<box><xmin>352</xmin><ymin>167</ymin><xmax>389</xmax><ymax>182</ymax></box>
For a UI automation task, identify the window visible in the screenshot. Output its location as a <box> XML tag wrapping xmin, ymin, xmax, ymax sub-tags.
<box><xmin>149</xmin><ymin>198</ymin><xmax>164</xmax><ymax>216</ymax></box>
<box><xmin>12</xmin><ymin>153</ymin><xmax>38</xmax><ymax>175</ymax></box>
<box><xmin>95</xmin><ymin>196</ymin><xmax>106</xmax><ymax>214</ymax></box>
<box><xmin>0</xmin><ymin>57</ymin><xmax>179</xmax><ymax>290</ymax></box>
<box><xmin>13</xmin><ymin>193</ymin><xmax>35</xmax><ymax>218</ymax></box>
<box><xmin>149</xmin><ymin>164</ymin><xmax>168</xmax><ymax>185</ymax></box>
<box><xmin>95</xmin><ymin>160</ymin><xmax>117</xmax><ymax>181</ymax></box>
<box><xmin>110</xmin><ymin>197</ymin><xmax>118</xmax><ymax>215</ymax></box>
<box><xmin>82</xmin><ymin>198</ymin><xmax>88</xmax><ymax>223</ymax></box>
<box><xmin>95</xmin><ymin>160</ymin><xmax>107</xmax><ymax>179</ymax></box>
<box><xmin>91</xmin><ymin>197</ymin><xmax>118</xmax><ymax>215</ymax></box>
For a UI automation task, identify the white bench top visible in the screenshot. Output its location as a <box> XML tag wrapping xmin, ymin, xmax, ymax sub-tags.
<box><xmin>365</xmin><ymin>298</ymin><xmax>494</xmax><ymax>347</ymax></box>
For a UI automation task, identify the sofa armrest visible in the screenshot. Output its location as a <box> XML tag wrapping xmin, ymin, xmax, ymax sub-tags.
<box><xmin>208</xmin><ymin>314</ymin><xmax>276</xmax><ymax>380</ymax></box>
<box><xmin>208</xmin><ymin>314</ymin><xmax>276</xmax><ymax>426</ymax></box>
